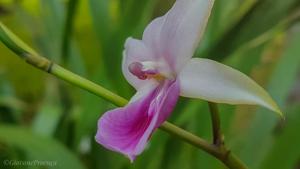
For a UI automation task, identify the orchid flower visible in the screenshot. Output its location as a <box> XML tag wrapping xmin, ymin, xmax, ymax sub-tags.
<box><xmin>95</xmin><ymin>0</ymin><xmax>282</xmax><ymax>162</ymax></box>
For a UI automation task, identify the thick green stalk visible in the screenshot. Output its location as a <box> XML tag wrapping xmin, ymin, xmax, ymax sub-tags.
<box><xmin>0</xmin><ymin>22</ymin><xmax>248</xmax><ymax>169</ymax></box>
<box><xmin>51</xmin><ymin>64</ymin><xmax>128</xmax><ymax>106</ymax></box>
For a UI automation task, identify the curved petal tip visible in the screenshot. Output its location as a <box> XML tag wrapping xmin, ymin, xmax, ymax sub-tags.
<box><xmin>179</xmin><ymin>58</ymin><xmax>283</xmax><ymax>117</ymax></box>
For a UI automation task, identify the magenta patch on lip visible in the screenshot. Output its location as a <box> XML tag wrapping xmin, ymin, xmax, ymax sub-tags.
<box><xmin>128</xmin><ymin>62</ymin><xmax>158</xmax><ymax>80</ymax></box>
<box><xmin>95</xmin><ymin>79</ymin><xmax>180</xmax><ymax>161</ymax></box>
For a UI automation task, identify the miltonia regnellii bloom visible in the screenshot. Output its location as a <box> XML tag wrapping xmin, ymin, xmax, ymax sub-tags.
<box><xmin>95</xmin><ymin>0</ymin><xmax>282</xmax><ymax>161</ymax></box>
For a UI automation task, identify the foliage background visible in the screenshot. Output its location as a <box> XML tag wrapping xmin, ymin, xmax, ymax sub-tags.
<box><xmin>0</xmin><ymin>0</ymin><xmax>300</xmax><ymax>169</ymax></box>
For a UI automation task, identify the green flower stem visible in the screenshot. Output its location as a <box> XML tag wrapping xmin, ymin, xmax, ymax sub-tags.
<box><xmin>0</xmin><ymin>23</ymin><xmax>248</xmax><ymax>169</ymax></box>
<box><xmin>51</xmin><ymin>64</ymin><xmax>128</xmax><ymax>106</ymax></box>
<box><xmin>160</xmin><ymin>123</ymin><xmax>248</xmax><ymax>169</ymax></box>
<box><xmin>160</xmin><ymin>122</ymin><xmax>222</xmax><ymax>157</ymax></box>
<box><xmin>208</xmin><ymin>102</ymin><xmax>223</xmax><ymax>146</ymax></box>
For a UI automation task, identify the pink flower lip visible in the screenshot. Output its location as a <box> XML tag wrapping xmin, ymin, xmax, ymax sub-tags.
<box><xmin>96</xmin><ymin>79</ymin><xmax>180</xmax><ymax>161</ymax></box>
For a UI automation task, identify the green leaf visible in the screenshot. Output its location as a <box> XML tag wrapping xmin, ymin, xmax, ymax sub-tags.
<box><xmin>259</xmin><ymin>105</ymin><xmax>300</xmax><ymax>169</ymax></box>
<box><xmin>0</xmin><ymin>125</ymin><xmax>86</xmax><ymax>169</ymax></box>
<box><xmin>31</xmin><ymin>81</ymin><xmax>62</xmax><ymax>137</ymax></box>
<box><xmin>202</xmin><ymin>0</ymin><xmax>300</xmax><ymax>61</ymax></box>
<box><xmin>39</xmin><ymin>0</ymin><xmax>64</xmax><ymax>60</ymax></box>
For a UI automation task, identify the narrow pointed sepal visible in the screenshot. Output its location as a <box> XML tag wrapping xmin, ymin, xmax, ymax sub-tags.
<box><xmin>178</xmin><ymin>58</ymin><xmax>283</xmax><ymax>117</ymax></box>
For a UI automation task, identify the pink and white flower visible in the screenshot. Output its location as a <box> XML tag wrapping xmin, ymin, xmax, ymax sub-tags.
<box><xmin>96</xmin><ymin>0</ymin><xmax>281</xmax><ymax>162</ymax></box>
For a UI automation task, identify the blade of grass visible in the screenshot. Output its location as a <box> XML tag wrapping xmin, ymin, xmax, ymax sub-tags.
<box><xmin>0</xmin><ymin>125</ymin><xmax>87</xmax><ymax>169</ymax></box>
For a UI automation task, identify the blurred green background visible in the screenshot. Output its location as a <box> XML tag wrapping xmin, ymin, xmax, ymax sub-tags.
<box><xmin>0</xmin><ymin>0</ymin><xmax>300</xmax><ymax>169</ymax></box>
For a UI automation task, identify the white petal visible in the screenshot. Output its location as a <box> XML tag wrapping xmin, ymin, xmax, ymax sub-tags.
<box><xmin>142</xmin><ymin>16</ymin><xmax>165</xmax><ymax>59</ymax></box>
<box><xmin>129</xmin><ymin>81</ymin><xmax>159</xmax><ymax>103</ymax></box>
<box><xmin>178</xmin><ymin>58</ymin><xmax>282</xmax><ymax>116</ymax></box>
<box><xmin>122</xmin><ymin>38</ymin><xmax>157</xmax><ymax>90</ymax></box>
<box><xmin>142</xmin><ymin>0</ymin><xmax>214</xmax><ymax>72</ymax></box>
